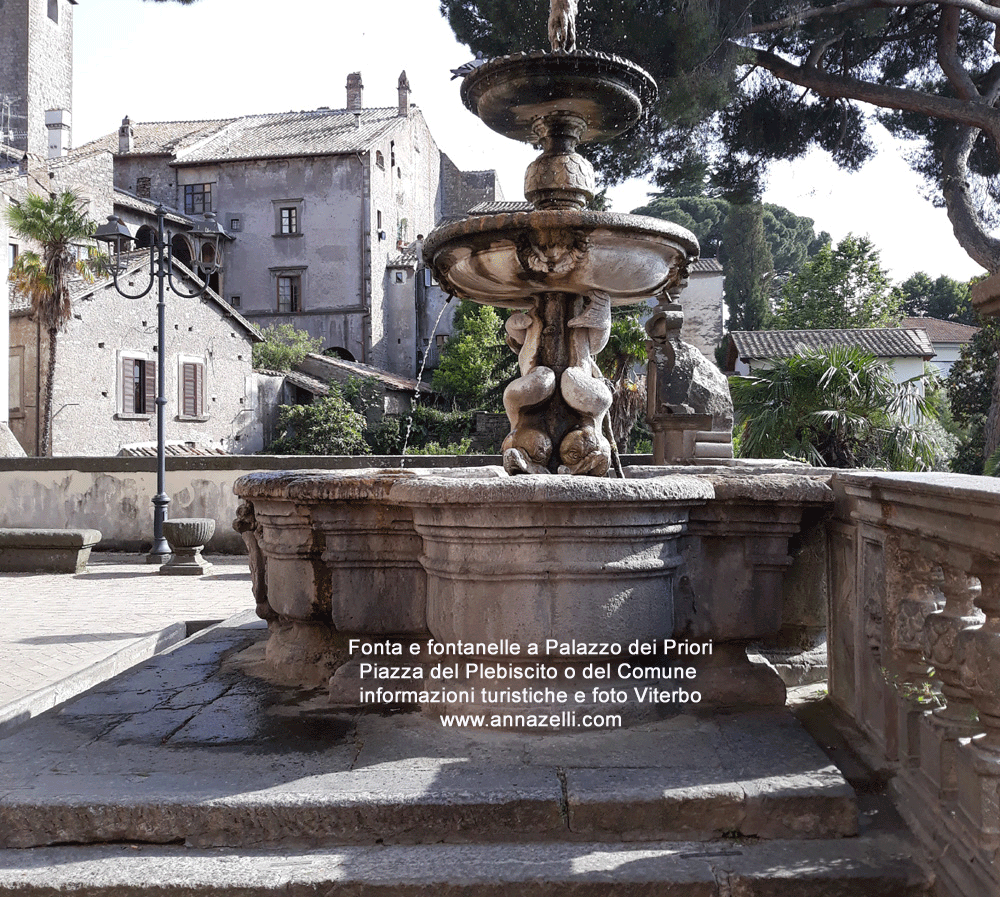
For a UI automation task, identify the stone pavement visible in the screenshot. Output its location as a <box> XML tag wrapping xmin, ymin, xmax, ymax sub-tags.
<box><xmin>0</xmin><ymin>616</ymin><xmax>931</xmax><ymax>895</ymax></box>
<box><xmin>0</xmin><ymin>552</ymin><xmax>253</xmax><ymax>738</ymax></box>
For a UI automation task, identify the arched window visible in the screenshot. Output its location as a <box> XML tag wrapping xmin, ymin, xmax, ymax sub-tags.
<box><xmin>170</xmin><ymin>234</ymin><xmax>193</xmax><ymax>266</ymax></box>
<box><xmin>135</xmin><ymin>225</ymin><xmax>155</xmax><ymax>249</ymax></box>
<box><xmin>376</xmin><ymin>150</ymin><xmax>385</xmax><ymax>170</ymax></box>
<box><xmin>323</xmin><ymin>346</ymin><xmax>356</xmax><ymax>362</ymax></box>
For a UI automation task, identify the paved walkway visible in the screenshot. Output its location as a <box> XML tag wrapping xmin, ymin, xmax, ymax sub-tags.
<box><xmin>0</xmin><ymin>553</ymin><xmax>253</xmax><ymax>737</ymax></box>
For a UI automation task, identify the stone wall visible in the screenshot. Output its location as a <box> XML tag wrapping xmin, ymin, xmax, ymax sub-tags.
<box><xmin>0</xmin><ymin>0</ymin><xmax>73</xmax><ymax>159</ymax></box>
<box><xmin>0</xmin><ymin>455</ymin><xmax>505</xmax><ymax>553</ymax></box>
<box><xmin>8</xmin><ymin>263</ymin><xmax>262</xmax><ymax>456</ymax></box>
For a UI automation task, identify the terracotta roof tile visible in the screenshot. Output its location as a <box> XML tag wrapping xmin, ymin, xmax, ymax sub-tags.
<box><xmin>900</xmin><ymin>316</ymin><xmax>979</xmax><ymax>343</ymax></box>
<box><xmin>730</xmin><ymin>328</ymin><xmax>936</xmax><ymax>360</ymax></box>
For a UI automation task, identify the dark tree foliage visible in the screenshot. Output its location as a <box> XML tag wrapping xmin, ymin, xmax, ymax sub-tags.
<box><xmin>947</xmin><ymin>318</ymin><xmax>1000</xmax><ymax>473</ymax></box>
<box><xmin>891</xmin><ymin>273</ymin><xmax>976</xmax><ymax>324</ymax></box>
<box><xmin>721</xmin><ymin>203</ymin><xmax>774</xmax><ymax>331</ymax></box>
<box><xmin>440</xmin><ymin>0</ymin><xmax>1000</xmax><ymax>270</ymax></box>
<box><xmin>633</xmin><ymin>196</ymin><xmax>827</xmax><ymax>330</ymax></box>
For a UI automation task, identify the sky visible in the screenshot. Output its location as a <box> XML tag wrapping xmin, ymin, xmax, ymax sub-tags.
<box><xmin>72</xmin><ymin>0</ymin><xmax>985</xmax><ymax>284</ymax></box>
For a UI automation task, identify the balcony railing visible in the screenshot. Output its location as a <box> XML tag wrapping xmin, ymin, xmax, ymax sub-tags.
<box><xmin>827</xmin><ymin>470</ymin><xmax>1000</xmax><ymax>897</ymax></box>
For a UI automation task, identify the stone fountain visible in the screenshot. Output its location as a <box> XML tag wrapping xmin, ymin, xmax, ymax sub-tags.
<box><xmin>233</xmin><ymin>0</ymin><xmax>830</xmax><ymax>727</ymax></box>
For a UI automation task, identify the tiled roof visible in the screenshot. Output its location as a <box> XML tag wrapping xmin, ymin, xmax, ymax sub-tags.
<box><xmin>81</xmin><ymin>108</ymin><xmax>413</xmax><ymax>165</ymax></box>
<box><xmin>299</xmin><ymin>352</ymin><xmax>428</xmax><ymax>394</ymax></box>
<box><xmin>388</xmin><ymin>247</ymin><xmax>419</xmax><ymax>267</ymax></box>
<box><xmin>284</xmin><ymin>370</ymin><xmax>330</xmax><ymax>395</ymax></box>
<box><xmin>74</xmin><ymin>118</ymin><xmax>239</xmax><ymax>157</ymax></box>
<box><xmin>468</xmin><ymin>201</ymin><xmax>532</xmax><ymax>215</ymax></box>
<box><xmin>113</xmin><ymin>189</ymin><xmax>191</xmax><ymax>227</ymax></box>
<box><xmin>690</xmin><ymin>257</ymin><xmax>723</xmax><ymax>274</ymax></box>
<box><xmin>730</xmin><ymin>328</ymin><xmax>936</xmax><ymax>360</ymax></box>
<box><xmin>118</xmin><ymin>442</ymin><xmax>229</xmax><ymax>457</ymax></box>
<box><xmin>900</xmin><ymin>316</ymin><xmax>979</xmax><ymax>344</ymax></box>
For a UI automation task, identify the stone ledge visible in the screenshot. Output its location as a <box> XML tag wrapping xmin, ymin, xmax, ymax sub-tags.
<box><xmin>0</xmin><ymin>527</ymin><xmax>103</xmax><ymax>573</ymax></box>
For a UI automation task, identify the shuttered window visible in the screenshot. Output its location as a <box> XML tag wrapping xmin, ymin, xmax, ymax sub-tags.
<box><xmin>181</xmin><ymin>361</ymin><xmax>204</xmax><ymax>418</ymax></box>
<box><xmin>121</xmin><ymin>357</ymin><xmax>155</xmax><ymax>415</ymax></box>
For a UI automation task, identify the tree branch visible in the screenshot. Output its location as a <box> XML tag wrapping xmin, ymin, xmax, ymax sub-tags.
<box><xmin>940</xmin><ymin>125</ymin><xmax>1000</xmax><ymax>271</ymax></box>
<box><xmin>937</xmin><ymin>6</ymin><xmax>980</xmax><ymax>101</ymax></box>
<box><xmin>744</xmin><ymin>0</ymin><xmax>1000</xmax><ymax>35</ymax></box>
<box><xmin>746</xmin><ymin>45</ymin><xmax>1000</xmax><ymax>133</ymax></box>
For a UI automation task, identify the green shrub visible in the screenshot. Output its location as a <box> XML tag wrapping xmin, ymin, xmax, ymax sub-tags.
<box><xmin>253</xmin><ymin>323</ymin><xmax>323</xmax><ymax>372</ymax></box>
<box><xmin>269</xmin><ymin>388</ymin><xmax>368</xmax><ymax>455</ymax></box>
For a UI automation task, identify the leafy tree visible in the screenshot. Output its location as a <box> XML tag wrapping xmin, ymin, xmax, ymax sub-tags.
<box><xmin>440</xmin><ymin>0</ymin><xmax>1000</xmax><ymax>272</ymax></box>
<box><xmin>431</xmin><ymin>301</ymin><xmax>514</xmax><ymax>410</ymax></box>
<box><xmin>891</xmin><ymin>273</ymin><xmax>975</xmax><ymax>324</ymax></box>
<box><xmin>946</xmin><ymin>318</ymin><xmax>1000</xmax><ymax>473</ymax></box>
<box><xmin>269</xmin><ymin>388</ymin><xmax>368</xmax><ymax>455</ymax></box>
<box><xmin>597</xmin><ymin>305</ymin><xmax>648</xmax><ymax>445</ymax></box>
<box><xmin>252</xmin><ymin>323</ymin><xmax>323</xmax><ymax>372</ymax></box>
<box><xmin>5</xmin><ymin>191</ymin><xmax>100</xmax><ymax>456</ymax></box>
<box><xmin>771</xmin><ymin>235</ymin><xmax>901</xmax><ymax>330</ymax></box>
<box><xmin>731</xmin><ymin>346</ymin><xmax>944</xmax><ymax>470</ymax></box>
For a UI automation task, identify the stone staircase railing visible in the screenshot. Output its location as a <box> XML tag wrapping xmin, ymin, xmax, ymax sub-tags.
<box><xmin>828</xmin><ymin>471</ymin><xmax>1000</xmax><ymax>897</ymax></box>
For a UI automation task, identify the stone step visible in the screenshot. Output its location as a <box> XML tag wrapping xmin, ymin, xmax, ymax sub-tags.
<box><xmin>0</xmin><ymin>621</ymin><xmax>856</xmax><ymax>850</ymax></box>
<box><xmin>0</xmin><ymin>835</ymin><xmax>932</xmax><ymax>896</ymax></box>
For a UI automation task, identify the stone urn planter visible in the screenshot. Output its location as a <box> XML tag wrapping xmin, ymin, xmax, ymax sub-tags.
<box><xmin>160</xmin><ymin>518</ymin><xmax>215</xmax><ymax>576</ymax></box>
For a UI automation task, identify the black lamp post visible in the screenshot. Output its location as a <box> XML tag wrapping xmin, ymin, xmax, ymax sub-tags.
<box><xmin>95</xmin><ymin>206</ymin><xmax>227</xmax><ymax>562</ymax></box>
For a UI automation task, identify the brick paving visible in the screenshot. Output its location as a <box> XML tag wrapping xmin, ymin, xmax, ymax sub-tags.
<box><xmin>0</xmin><ymin>553</ymin><xmax>253</xmax><ymax>733</ymax></box>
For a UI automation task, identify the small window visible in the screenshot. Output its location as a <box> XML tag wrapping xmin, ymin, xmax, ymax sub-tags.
<box><xmin>280</xmin><ymin>207</ymin><xmax>298</xmax><ymax>235</ymax></box>
<box><xmin>180</xmin><ymin>361</ymin><xmax>205</xmax><ymax>419</ymax></box>
<box><xmin>390</xmin><ymin>141</ymin><xmax>396</xmax><ymax>168</ymax></box>
<box><xmin>121</xmin><ymin>356</ymin><xmax>155</xmax><ymax>416</ymax></box>
<box><xmin>229</xmin><ymin>295</ymin><xmax>241</xmax><ymax>308</ymax></box>
<box><xmin>277</xmin><ymin>275</ymin><xmax>300</xmax><ymax>312</ymax></box>
<box><xmin>377</xmin><ymin>210</ymin><xmax>382</xmax><ymax>229</ymax></box>
<box><xmin>183</xmin><ymin>183</ymin><xmax>213</xmax><ymax>215</ymax></box>
<box><xmin>8</xmin><ymin>243</ymin><xmax>18</xmax><ymax>269</ymax></box>
<box><xmin>229</xmin><ymin>216</ymin><xmax>242</xmax><ymax>232</ymax></box>
<box><xmin>376</xmin><ymin>150</ymin><xmax>385</xmax><ymax>170</ymax></box>
<box><xmin>47</xmin><ymin>0</ymin><xmax>58</xmax><ymax>22</ymax></box>
<box><xmin>394</xmin><ymin>271</ymin><xmax>405</xmax><ymax>284</ymax></box>
<box><xmin>435</xmin><ymin>334</ymin><xmax>448</xmax><ymax>349</ymax></box>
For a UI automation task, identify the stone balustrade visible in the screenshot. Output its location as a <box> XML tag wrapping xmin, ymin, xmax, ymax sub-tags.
<box><xmin>828</xmin><ymin>471</ymin><xmax>1000</xmax><ymax>897</ymax></box>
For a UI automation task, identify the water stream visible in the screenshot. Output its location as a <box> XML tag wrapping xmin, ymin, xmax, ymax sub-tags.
<box><xmin>400</xmin><ymin>294</ymin><xmax>453</xmax><ymax>462</ymax></box>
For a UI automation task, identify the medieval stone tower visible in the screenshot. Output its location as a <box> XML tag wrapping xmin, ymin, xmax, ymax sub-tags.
<box><xmin>0</xmin><ymin>0</ymin><xmax>74</xmax><ymax>159</ymax></box>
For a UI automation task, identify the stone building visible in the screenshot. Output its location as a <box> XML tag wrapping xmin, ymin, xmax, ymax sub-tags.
<box><xmin>0</xmin><ymin>0</ymin><xmax>74</xmax><ymax>160</ymax></box>
<box><xmin>8</xmin><ymin>256</ymin><xmax>263</xmax><ymax>456</ymax></box>
<box><xmin>77</xmin><ymin>73</ymin><xmax>503</xmax><ymax>380</ymax></box>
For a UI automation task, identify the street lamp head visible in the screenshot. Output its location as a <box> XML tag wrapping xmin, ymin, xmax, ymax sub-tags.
<box><xmin>93</xmin><ymin>214</ymin><xmax>134</xmax><ymax>272</ymax></box>
<box><xmin>190</xmin><ymin>212</ymin><xmax>230</xmax><ymax>275</ymax></box>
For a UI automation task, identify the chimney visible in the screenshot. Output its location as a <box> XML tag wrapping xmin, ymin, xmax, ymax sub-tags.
<box><xmin>397</xmin><ymin>71</ymin><xmax>411</xmax><ymax>117</ymax></box>
<box><xmin>45</xmin><ymin>109</ymin><xmax>71</xmax><ymax>159</ymax></box>
<box><xmin>346</xmin><ymin>72</ymin><xmax>364</xmax><ymax>112</ymax></box>
<box><xmin>118</xmin><ymin>115</ymin><xmax>134</xmax><ymax>154</ymax></box>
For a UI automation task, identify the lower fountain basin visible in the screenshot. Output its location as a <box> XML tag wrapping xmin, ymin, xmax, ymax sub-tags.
<box><xmin>422</xmin><ymin>210</ymin><xmax>699</xmax><ymax>306</ymax></box>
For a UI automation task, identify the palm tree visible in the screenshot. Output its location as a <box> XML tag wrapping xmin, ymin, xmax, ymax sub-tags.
<box><xmin>5</xmin><ymin>191</ymin><xmax>99</xmax><ymax>456</ymax></box>
<box><xmin>730</xmin><ymin>345</ymin><xmax>944</xmax><ymax>471</ymax></box>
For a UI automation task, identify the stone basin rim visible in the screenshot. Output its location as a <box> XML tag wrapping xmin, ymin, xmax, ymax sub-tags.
<box><xmin>388</xmin><ymin>473</ymin><xmax>715</xmax><ymax>505</ymax></box>
<box><xmin>423</xmin><ymin>209</ymin><xmax>700</xmax><ymax>265</ymax></box>
<box><xmin>460</xmin><ymin>48</ymin><xmax>659</xmax><ymax>144</ymax></box>
<box><xmin>234</xmin><ymin>470</ymin><xmax>716</xmax><ymax>504</ymax></box>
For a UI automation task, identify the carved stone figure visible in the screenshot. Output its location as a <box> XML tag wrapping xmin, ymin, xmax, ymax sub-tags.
<box><xmin>548</xmin><ymin>0</ymin><xmax>578</xmax><ymax>52</ymax></box>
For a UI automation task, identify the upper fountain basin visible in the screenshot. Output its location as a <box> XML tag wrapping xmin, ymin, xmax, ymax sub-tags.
<box><xmin>461</xmin><ymin>50</ymin><xmax>657</xmax><ymax>144</ymax></box>
<box><xmin>422</xmin><ymin>209</ymin><xmax>699</xmax><ymax>307</ymax></box>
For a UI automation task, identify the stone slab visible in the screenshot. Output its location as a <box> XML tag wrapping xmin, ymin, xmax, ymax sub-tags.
<box><xmin>0</xmin><ymin>619</ymin><xmax>859</xmax><ymax>851</ymax></box>
<box><xmin>0</xmin><ymin>527</ymin><xmax>102</xmax><ymax>573</ymax></box>
<box><xmin>0</xmin><ymin>835</ymin><xmax>931</xmax><ymax>896</ymax></box>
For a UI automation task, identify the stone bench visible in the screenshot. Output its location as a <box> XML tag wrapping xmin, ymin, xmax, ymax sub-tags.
<box><xmin>0</xmin><ymin>528</ymin><xmax>103</xmax><ymax>574</ymax></box>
